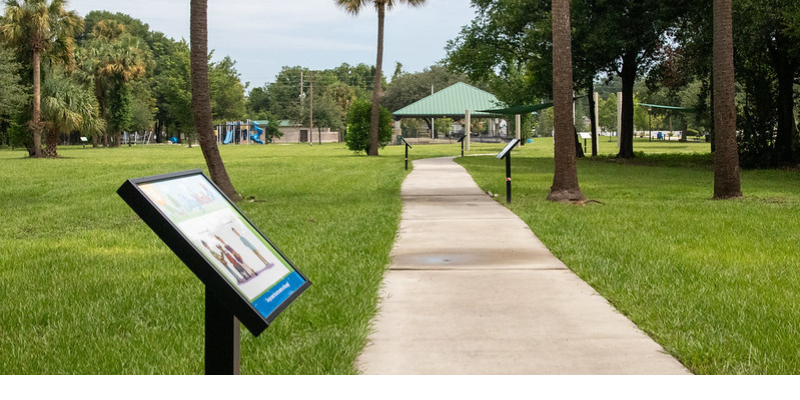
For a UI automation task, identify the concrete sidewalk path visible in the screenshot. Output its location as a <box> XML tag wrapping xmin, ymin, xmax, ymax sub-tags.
<box><xmin>356</xmin><ymin>157</ymin><xmax>688</xmax><ymax>375</ymax></box>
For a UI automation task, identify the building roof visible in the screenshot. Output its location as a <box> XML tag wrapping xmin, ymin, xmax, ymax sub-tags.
<box><xmin>392</xmin><ymin>82</ymin><xmax>504</xmax><ymax>119</ymax></box>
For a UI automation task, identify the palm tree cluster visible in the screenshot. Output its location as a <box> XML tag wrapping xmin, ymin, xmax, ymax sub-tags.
<box><xmin>0</xmin><ymin>0</ymin><xmax>248</xmax><ymax>160</ymax></box>
<box><xmin>0</xmin><ymin>0</ymin><xmax>82</xmax><ymax>157</ymax></box>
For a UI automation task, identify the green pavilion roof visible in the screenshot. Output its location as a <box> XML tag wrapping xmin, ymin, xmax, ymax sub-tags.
<box><xmin>392</xmin><ymin>82</ymin><xmax>504</xmax><ymax>118</ymax></box>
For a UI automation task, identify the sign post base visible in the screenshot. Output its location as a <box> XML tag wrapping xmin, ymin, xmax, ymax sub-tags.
<box><xmin>205</xmin><ymin>287</ymin><xmax>240</xmax><ymax>375</ymax></box>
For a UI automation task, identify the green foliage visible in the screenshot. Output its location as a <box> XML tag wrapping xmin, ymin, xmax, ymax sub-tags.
<box><xmin>535</xmin><ymin>107</ymin><xmax>554</xmax><ymax>137</ymax></box>
<box><xmin>41</xmin><ymin>67</ymin><xmax>103</xmax><ymax>137</ymax></box>
<box><xmin>0</xmin><ymin>47</ymin><xmax>28</xmax><ymax>118</ymax></box>
<box><xmin>8</xmin><ymin>112</ymin><xmax>31</xmax><ymax>148</ymax></box>
<box><xmin>246</xmin><ymin>86</ymin><xmax>270</xmax><ymax>118</ymax></box>
<box><xmin>153</xmin><ymin>39</ymin><xmax>193</xmax><ymax>136</ymax></box>
<box><xmin>382</xmin><ymin>65</ymin><xmax>465</xmax><ymax>112</ymax></box>
<box><xmin>598</xmin><ymin>93</ymin><xmax>617</xmax><ymax>132</ymax></box>
<box><xmin>260</xmin><ymin>112</ymin><xmax>283</xmax><ymax>143</ymax></box>
<box><xmin>345</xmin><ymin>99</ymin><xmax>392</xmax><ymax>153</ymax></box>
<box><xmin>0</xmin><ymin>0</ymin><xmax>84</xmax><ymax>66</ymax></box>
<box><xmin>434</xmin><ymin>117</ymin><xmax>453</xmax><ymax>136</ymax></box>
<box><xmin>209</xmin><ymin>56</ymin><xmax>246</xmax><ymax>122</ymax></box>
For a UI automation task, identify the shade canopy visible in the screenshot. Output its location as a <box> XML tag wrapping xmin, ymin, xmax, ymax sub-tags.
<box><xmin>636</xmin><ymin>103</ymin><xmax>694</xmax><ymax>111</ymax></box>
<box><xmin>392</xmin><ymin>82</ymin><xmax>504</xmax><ymax>119</ymax></box>
<box><xmin>479</xmin><ymin>102</ymin><xmax>554</xmax><ymax>115</ymax></box>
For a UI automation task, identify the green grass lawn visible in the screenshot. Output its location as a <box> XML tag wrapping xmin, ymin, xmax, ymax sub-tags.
<box><xmin>454</xmin><ymin>140</ymin><xmax>800</xmax><ymax>374</ymax></box>
<box><xmin>2</xmin><ymin>136</ymin><xmax>792</xmax><ymax>375</ymax></box>
<box><xmin>0</xmin><ymin>143</ymin><xmax>406</xmax><ymax>374</ymax></box>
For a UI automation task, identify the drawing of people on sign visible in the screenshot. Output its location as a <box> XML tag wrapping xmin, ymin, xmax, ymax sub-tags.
<box><xmin>202</xmin><ymin>240</ymin><xmax>245</xmax><ymax>283</ymax></box>
<box><xmin>139</xmin><ymin>174</ymin><xmax>294</xmax><ymax>301</ymax></box>
<box><xmin>232</xmin><ymin>228</ymin><xmax>274</xmax><ymax>269</ymax></box>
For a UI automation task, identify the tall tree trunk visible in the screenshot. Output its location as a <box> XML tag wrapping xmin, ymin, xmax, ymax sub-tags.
<box><xmin>712</xmin><ymin>0</ymin><xmax>742</xmax><ymax>199</ymax></box>
<box><xmin>588</xmin><ymin>81</ymin><xmax>598</xmax><ymax>156</ymax></box>
<box><xmin>91</xmin><ymin>133</ymin><xmax>98</xmax><ymax>148</ymax></box>
<box><xmin>618</xmin><ymin>52</ymin><xmax>637</xmax><ymax>159</ymax></box>
<box><xmin>43</xmin><ymin>129</ymin><xmax>58</xmax><ymax>158</ymax></box>
<box><xmin>547</xmin><ymin>0</ymin><xmax>584</xmax><ymax>202</ymax></box>
<box><xmin>574</xmin><ymin>125</ymin><xmax>584</xmax><ymax>158</ymax></box>
<box><xmin>773</xmin><ymin>30</ymin><xmax>796</xmax><ymax>165</ymax></box>
<box><xmin>30</xmin><ymin>49</ymin><xmax>43</xmax><ymax>158</ymax></box>
<box><xmin>368</xmin><ymin>2</ymin><xmax>386</xmax><ymax>156</ymax></box>
<box><xmin>190</xmin><ymin>0</ymin><xmax>241</xmax><ymax>202</ymax></box>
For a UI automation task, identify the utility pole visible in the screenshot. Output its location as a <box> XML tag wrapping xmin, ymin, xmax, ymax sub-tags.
<box><xmin>299</xmin><ymin>71</ymin><xmax>306</xmax><ymax>144</ymax></box>
<box><xmin>310</xmin><ymin>73</ymin><xmax>315</xmax><ymax>146</ymax></box>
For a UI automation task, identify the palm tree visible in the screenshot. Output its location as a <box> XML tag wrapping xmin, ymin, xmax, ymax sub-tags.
<box><xmin>41</xmin><ymin>68</ymin><xmax>104</xmax><ymax>157</ymax></box>
<box><xmin>335</xmin><ymin>0</ymin><xmax>426</xmax><ymax>156</ymax></box>
<box><xmin>190</xmin><ymin>0</ymin><xmax>241</xmax><ymax>202</ymax></box>
<box><xmin>547</xmin><ymin>0</ymin><xmax>584</xmax><ymax>202</ymax></box>
<box><xmin>0</xmin><ymin>0</ymin><xmax>82</xmax><ymax>158</ymax></box>
<box><xmin>83</xmin><ymin>29</ymin><xmax>148</xmax><ymax>147</ymax></box>
<box><xmin>712</xmin><ymin>0</ymin><xmax>742</xmax><ymax>199</ymax></box>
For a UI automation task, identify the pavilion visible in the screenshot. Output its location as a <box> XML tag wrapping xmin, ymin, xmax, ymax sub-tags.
<box><xmin>392</xmin><ymin>82</ymin><xmax>506</xmax><ymax>149</ymax></box>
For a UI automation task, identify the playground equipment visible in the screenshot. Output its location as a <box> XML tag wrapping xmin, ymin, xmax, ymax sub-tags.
<box><xmin>121</xmin><ymin>131</ymin><xmax>154</xmax><ymax>146</ymax></box>
<box><xmin>216</xmin><ymin>120</ymin><xmax>268</xmax><ymax>145</ymax></box>
<box><xmin>223</xmin><ymin>126</ymin><xmax>234</xmax><ymax>144</ymax></box>
<box><xmin>250</xmin><ymin>122</ymin><xmax>265</xmax><ymax>144</ymax></box>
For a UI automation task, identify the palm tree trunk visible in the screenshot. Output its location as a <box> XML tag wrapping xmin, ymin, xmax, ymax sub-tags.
<box><xmin>44</xmin><ymin>128</ymin><xmax>58</xmax><ymax>158</ymax></box>
<box><xmin>31</xmin><ymin>49</ymin><xmax>43</xmax><ymax>158</ymax></box>
<box><xmin>368</xmin><ymin>1</ymin><xmax>386</xmax><ymax>157</ymax></box>
<box><xmin>190</xmin><ymin>0</ymin><xmax>241</xmax><ymax>202</ymax></box>
<box><xmin>712</xmin><ymin>0</ymin><xmax>742</xmax><ymax>199</ymax></box>
<box><xmin>547</xmin><ymin>0</ymin><xmax>584</xmax><ymax>202</ymax></box>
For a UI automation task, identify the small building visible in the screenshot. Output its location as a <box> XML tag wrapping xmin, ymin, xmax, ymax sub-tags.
<box><xmin>271</xmin><ymin>120</ymin><xmax>340</xmax><ymax>144</ymax></box>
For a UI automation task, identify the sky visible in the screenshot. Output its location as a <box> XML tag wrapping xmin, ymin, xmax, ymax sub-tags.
<box><xmin>33</xmin><ymin>0</ymin><xmax>479</xmax><ymax>90</ymax></box>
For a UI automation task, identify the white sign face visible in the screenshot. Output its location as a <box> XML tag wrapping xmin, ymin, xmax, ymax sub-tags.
<box><xmin>496</xmin><ymin>138</ymin><xmax>520</xmax><ymax>159</ymax></box>
<box><xmin>579</xmin><ymin>132</ymin><xmax>592</xmax><ymax>139</ymax></box>
<box><xmin>136</xmin><ymin>174</ymin><xmax>306</xmax><ymax>319</ymax></box>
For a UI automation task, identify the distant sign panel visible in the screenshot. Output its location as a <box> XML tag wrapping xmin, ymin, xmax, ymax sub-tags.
<box><xmin>579</xmin><ymin>132</ymin><xmax>592</xmax><ymax>139</ymax></box>
<box><xmin>496</xmin><ymin>138</ymin><xmax>520</xmax><ymax>159</ymax></box>
<box><xmin>118</xmin><ymin>170</ymin><xmax>309</xmax><ymax>336</ymax></box>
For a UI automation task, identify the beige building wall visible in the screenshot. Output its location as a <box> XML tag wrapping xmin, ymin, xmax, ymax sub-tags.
<box><xmin>271</xmin><ymin>127</ymin><xmax>340</xmax><ymax>143</ymax></box>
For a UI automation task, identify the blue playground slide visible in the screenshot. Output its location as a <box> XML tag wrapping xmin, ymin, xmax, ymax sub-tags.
<box><xmin>250</xmin><ymin>122</ymin><xmax>265</xmax><ymax>144</ymax></box>
<box><xmin>223</xmin><ymin>128</ymin><xmax>233</xmax><ymax>144</ymax></box>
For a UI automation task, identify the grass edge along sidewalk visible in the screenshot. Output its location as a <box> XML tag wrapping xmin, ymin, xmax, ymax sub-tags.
<box><xmin>457</xmin><ymin>152</ymin><xmax>800</xmax><ymax>374</ymax></box>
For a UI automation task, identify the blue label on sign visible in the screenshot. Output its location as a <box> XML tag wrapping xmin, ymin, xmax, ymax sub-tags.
<box><xmin>251</xmin><ymin>271</ymin><xmax>306</xmax><ymax>318</ymax></box>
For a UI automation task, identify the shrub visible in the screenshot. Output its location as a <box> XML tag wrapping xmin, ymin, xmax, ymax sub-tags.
<box><xmin>345</xmin><ymin>99</ymin><xmax>393</xmax><ymax>153</ymax></box>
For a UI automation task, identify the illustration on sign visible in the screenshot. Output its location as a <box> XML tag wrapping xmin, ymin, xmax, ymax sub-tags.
<box><xmin>136</xmin><ymin>174</ymin><xmax>305</xmax><ymax>320</ymax></box>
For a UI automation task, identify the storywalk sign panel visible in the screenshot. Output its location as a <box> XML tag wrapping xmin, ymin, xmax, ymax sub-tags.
<box><xmin>118</xmin><ymin>170</ymin><xmax>310</xmax><ymax>336</ymax></box>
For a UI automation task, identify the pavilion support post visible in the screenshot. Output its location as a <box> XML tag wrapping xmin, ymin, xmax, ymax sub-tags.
<box><xmin>465</xmin><ymin>110</ymin><xmax>471</xmax><ymax>151</ymax></box>
<box><xmin>515</xmin><ymin>114</ymin><xmax>521</xmax><ymax>147</ymax></box>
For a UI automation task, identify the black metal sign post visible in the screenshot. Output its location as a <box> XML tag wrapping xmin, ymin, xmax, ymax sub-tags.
<box><xmin>457</xmin><ymin>134</ymin><xmax>465</xmax><ymax>157</ymax></box>
<box><xmin>206</xmin><ymin>288</ymin><xmax>240</xmax><ymax>375</ymax></box>
<box><xmin>400</xmin><ymin>137</ymin><xmax>412</xmax><ymax>170</ymax></box>
<box><xmin>117</xmin><ymin>170</ymin><xmax>311</xmax><ymax>376</ymax></box>
<box><xmin>496</xmin><ymin>139</ymin><xmax>520</xmax><ymax>204</ymax></box>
